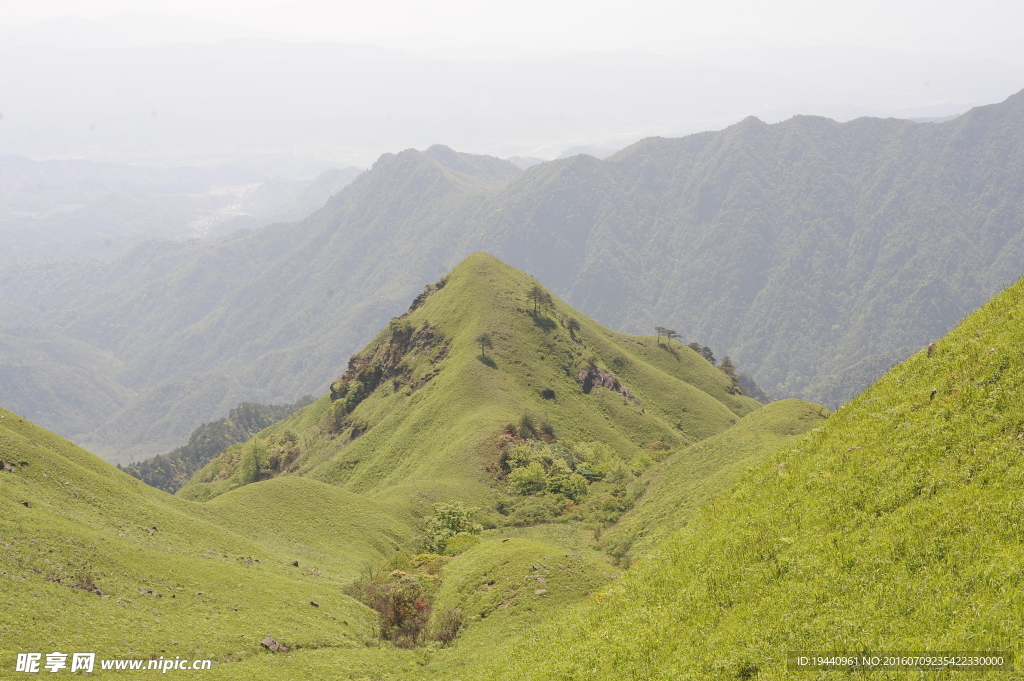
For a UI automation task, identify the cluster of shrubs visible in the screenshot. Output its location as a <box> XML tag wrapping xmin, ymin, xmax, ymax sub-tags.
<box><xmin>344</xmin><ymin>501</ymin><xmax>477</xmax><ymax>649</ymax></box>
<box><xmin>423</xmin><ymin>501</ymin><xmax>483</xmax><ymax>555</ymax></box>
<box><xmin>493</xmin><ymin>420</ymin><xmax>674</xmax><ymax>528</ymax></box>
<box><xmin>344</xmin><ymin>552</ymin><xmax>462</xmax><ymax>648</ymax></box>
<box><xmin>501</xmin><ymin>441</ymin><xmax>597</xmax><ymax>502</ymax></box>
<box><xmin>237</xmin><ymin>430</ymin><xmax>301</xmax><ymax>486</ymax></box>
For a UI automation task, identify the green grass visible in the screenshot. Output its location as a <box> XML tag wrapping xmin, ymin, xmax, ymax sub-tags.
<box><xmin>479</xmin><ymin>276</ymin><xmax>1024</xmax><ymax>680</ymax></box>
<box><xmin>0</xmin><ymin>405</ymin><xmax>624</xmax><ymax>679</ymax></box>
<box><xmin>187</xmin><ymin>535</ymin><xmax>620</xmax><ymax>681</ymax></box>
<box><xmin>431</xmin><ymin>537</ymin><xmax>615</xmax><ymax>629</ymax></box>
<box><xmin>199</xmin><ymin>477</ymin><xmax>412</xmax><ymax>581</ymax></box>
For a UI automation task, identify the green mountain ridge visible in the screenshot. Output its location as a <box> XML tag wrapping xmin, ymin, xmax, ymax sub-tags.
<box><xmin>5</xmin><ymin>91</ymin><xmax>1024</xmax><ymax>465</ymax></box>
<box><xmin>179</xmin><ymin>253</ymin><xmax>762</xmax><ymax>516</ymax></box>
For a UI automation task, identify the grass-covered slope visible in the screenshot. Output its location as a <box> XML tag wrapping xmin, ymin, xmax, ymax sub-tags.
<box><xmin>422</xmin><ymin>537</ymin><xmax>618</xmax><ymax>666</ymax></box>
<box><xmin>483</xmin><ymin>276</ymin><xmax>1024</xmax><ymax>680</ymax></box>
<box><xmin>181</xmin><ymin>253</ymin><xmax>760</xmax><ymax>511</ymax></box>
<box><xmin>0</xmin><ymin>405</ymin><xmax>411</xmax><ymax>670</ymax></box>
<box><xmin>198</xmin><ymin>477</ymin><xmax>412</xmax><ymax>579</ymax></box>
<box><xmin>600</xmin><ymin>398</ymin><xmax>829</xmax><ymax>561</ymax></box>
<box><xmin>172</xmin><ymin>536</ymin><xmax>620</xmax><ymax>680</ymax></box>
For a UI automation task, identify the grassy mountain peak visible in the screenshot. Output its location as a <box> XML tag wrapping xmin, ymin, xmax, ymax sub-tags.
<box><xmin>0</xmin><ymin>253</ymin><xmax>807</xmax><ymax>679</ymax></box>
<box><xmin>181</xmin><ymin>253</ymin><xmax>761</xmax><ymax>518</ymax></box>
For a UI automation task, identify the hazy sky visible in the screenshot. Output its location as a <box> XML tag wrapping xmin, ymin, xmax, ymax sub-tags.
<box><xmin>2</xmin><ymin>0</ymin><xmax>1022</xmax><ymax>168</ymax></box>
<box><xmin>2</xmin><ymin>0</ymin><xmax>1023</xmax><ymax>57</ymax></box>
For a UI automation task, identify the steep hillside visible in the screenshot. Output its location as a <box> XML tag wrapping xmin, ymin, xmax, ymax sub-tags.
<box><xmin>600</xmin><ymin>398</ymin><xmax>828</xmax><ymax>562</ymax></box>
<box><xmin>481</xmin><ymin>273</ymin><xmax>1024</xmax><ymax>679</ymax></box>
<box><xmin>180</xmin><ymin>253</ymin><xmax>761</xmax><ymax>516</ymax></box>
<box><xmin>7</xmin><ymin>91</ymin><xmax>1024</xmax><ymax>461</ymax></box>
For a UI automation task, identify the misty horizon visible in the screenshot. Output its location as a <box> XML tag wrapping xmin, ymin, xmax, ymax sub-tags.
<box><xmin>1</xmin><ymin>5</ymin><xmax>1023</xmax><ymax>170</ymax></box>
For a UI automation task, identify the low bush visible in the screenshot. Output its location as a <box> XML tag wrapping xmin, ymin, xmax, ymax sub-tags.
<box><xmin>432</xmin><ymin>608</ymin><xmax>465</xmax><ymax>645</ymax></box>
<box><xmin>423</xmin><ymin>501</ymin><xmax>483</xmax><ymax>554</ymax></box>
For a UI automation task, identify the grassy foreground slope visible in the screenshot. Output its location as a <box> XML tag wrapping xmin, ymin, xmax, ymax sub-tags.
<box><xmin>181</xmin><ymin>401</ymin><xmax>833</xmax><ymax>681</ymax></box>
<box><xmin>600</xmin><ymin>398</ymin><xmax>829</xmax><ymax>561</ymax></box>
<box><xmin>182</xmin><ymin>253</ymin><xmax>761</xmax><ymax>513</ymax></box>
<box><xmin>0</xmin><ymin>393</ymin><xmax>796</xmax><ymax>681</ymax></box>
<box><xmin>483</xmin><ymin>278</ymin><xmax>1024</xmax><ymax>680</ymax></box>
<box><xmin>0</xmin><ymin>405</ymin><xmax>411</xmax><ymax>671</ymax></box>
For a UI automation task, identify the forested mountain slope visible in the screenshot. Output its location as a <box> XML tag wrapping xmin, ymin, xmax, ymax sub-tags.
<box><xmin>124</xmin><ymin>397</ymin><xmax>314</xmax><ymax>493</ymax></box>
<box><xmin>4</xmin><ymin>91</ymin><xmax>1024</xmax><ymax>461</ymax></box>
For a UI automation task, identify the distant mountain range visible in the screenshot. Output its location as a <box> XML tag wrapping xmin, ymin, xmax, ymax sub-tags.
<box><xmin>3</xmin><ymin>90</ymin><xmax>1024</xmax><ymax>462</ymax></box>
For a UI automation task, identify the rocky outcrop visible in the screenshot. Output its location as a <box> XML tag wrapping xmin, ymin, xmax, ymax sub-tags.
<box><xmin>576</xmin><ymin>365</ymin><xmax>638</xmax><ymax>403</ymax></box>
<box><xmin>328</xmin><ymin>321</ymin><xmax>449</xmax><ymax>433</ymax></box>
